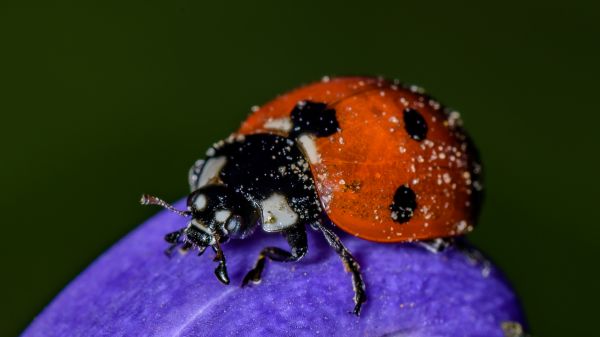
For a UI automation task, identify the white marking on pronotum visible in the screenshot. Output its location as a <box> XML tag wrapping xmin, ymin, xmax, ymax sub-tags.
<box><xmin>260</xmin><ymin>193</ymin><xmax>298</xmax><ymax>232</ymax></box>
<box><xmin>197</xmin><ymin>156</ymin><xmax>227</xmax><ymax>187</ymax></box>
<box><xmin>193</xmin><ymin>194</ymin><xmax>207</xmax><ymax>210</ymax></box>
<box><xmin>297</xmin><ymin>134</ymin><xmax>320</xmax><ymax>164</ymax></box>
<box><xmin>214</xmin><ymin>210</ymin><xmax>232</xmax><ymax>223</ymax></box>
<box><xmin>263</xmin><ymin>117</ymin><xmax>292</xmax><ymax>132</ymax></box>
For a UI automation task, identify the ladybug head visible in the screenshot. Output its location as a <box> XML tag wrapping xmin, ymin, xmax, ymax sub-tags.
<box><xmin>186</xmin><ymin>185</ymin><xmax>259</xmax><ymax>242</ymax></box>
<box><xmin>141</xmin><ymin>185</ymin><xmax>259</xmax><ymax>255</ymax></box>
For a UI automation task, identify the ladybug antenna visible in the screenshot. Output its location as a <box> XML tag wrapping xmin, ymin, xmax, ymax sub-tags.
<box><xmin>140</xmin><ymin>194</ymin><xmax>191</xmax><ymax>217</ymax></box>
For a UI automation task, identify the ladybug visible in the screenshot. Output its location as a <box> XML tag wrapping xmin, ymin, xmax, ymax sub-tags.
<box><xmin>141</xmin><ymin>76</ymin><xmax>483</xmax><ymax>315</ymax></box>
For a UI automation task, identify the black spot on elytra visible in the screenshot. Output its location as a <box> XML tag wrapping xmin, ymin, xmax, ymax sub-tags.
<box><xmin>403</xmin><ymin>108</ymin><xmax>428</xmax><ymax>141</ymax></box>
<box><xmin>290</xmin><ymin>101</ymin><xmax>339</xmax><ymax>138</ymax></box>
<box><xmin>390</xmin><ymin>185</ymin><xmax>417</xmax><ymax>224</ymax></box>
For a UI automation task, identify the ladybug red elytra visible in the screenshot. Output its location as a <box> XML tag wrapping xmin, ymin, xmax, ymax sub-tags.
<box><xmin>141</xmin><ymin>76</ymin><xmax>483</xmax><ymax>315</ymax></box>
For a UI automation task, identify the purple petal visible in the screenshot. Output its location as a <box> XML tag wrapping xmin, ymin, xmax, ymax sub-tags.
<box><xmin>23</xmin><ymin>200</ymin><xmax>525</xmax><ymax>337</ymax></box>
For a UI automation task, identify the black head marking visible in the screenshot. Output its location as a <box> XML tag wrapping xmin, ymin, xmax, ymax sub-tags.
<box><xmin>290</xmin><ymin>101</ymin><xmax>339</xmax><ymax>138</ymax></box>
<box><xmin>403</xmin><ymin>108</ymin><xmax>428</xmax><ymax>141</ymax></box>
<box><xmin>390</xmin><ymin>185</ymin><xmax>417</xmax><ymax>224</ymax></box>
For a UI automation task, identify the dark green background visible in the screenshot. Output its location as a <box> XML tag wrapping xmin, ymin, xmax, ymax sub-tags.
<box><xmin>1</xmin><ymin>1</ymin><xmax>598</xmax><ymax>336</ymax></box>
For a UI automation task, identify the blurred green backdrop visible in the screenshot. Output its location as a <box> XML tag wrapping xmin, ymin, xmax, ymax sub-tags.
<box><xmin>1</xmin><ymin>1</ymin><xmax>598</xmax><ymax>336</ymax></box>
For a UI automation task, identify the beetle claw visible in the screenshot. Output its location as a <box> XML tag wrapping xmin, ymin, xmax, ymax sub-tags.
<box><xmin>214</xmin><ymin>263</ymin><xmax>230</xmax><ymax>285</ymax></box>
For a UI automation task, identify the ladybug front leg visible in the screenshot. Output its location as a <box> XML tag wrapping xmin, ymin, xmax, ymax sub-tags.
<box><xmin>419</xmin><ymin>238</ymin><xmax>492</xmax><ymax>277</ymax></box>
<box><xmin>314</xmin><ymin>221</ymin><xmax>366</xmax><ymax>316</ymax></box>
<box><xmin>163</xmin><ymin>228</ymin><xmax>185</xmax><ymax>257</ymax></box>
<box><xmin>241</xmin><ymin>226</ymin><xmax>307</xmax><ymax>286</ymax></box>
<box><xmin>212</xmin><ymin>238</ymin><xmax>230</xmax><ymax>285</ymax></box>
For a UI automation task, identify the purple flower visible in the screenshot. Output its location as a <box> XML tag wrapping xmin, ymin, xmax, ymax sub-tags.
<box><xmin>23</xmin><ymin>200</ymin><xmax>525</xmax><ymax>337</ymax></box>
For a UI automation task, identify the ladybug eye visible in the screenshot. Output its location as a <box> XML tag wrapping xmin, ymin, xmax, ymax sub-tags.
<box><xmin>226</xmin><ymin>215</ymin><xmax>241</xmax><ymax>232</ymax></box>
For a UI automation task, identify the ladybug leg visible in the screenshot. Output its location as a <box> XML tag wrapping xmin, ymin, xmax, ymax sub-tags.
<box><xmin>212</xmin><ymin>239</ymin><xmax>230</xmax><ymax>285</ymax></box>
<box><xmin>417</xmin><ymin>238</ymin><xmax>454</xmax><ymax>254</ymax></box>
<box><xmin>163</xmin><ymin>228</ymin><xmax>208</xmax><ymax>257</ymax></box>
<box><xmin>241</xmin><ymin>226</ymin><xmax>307</xmax><ymax>286</ymax></box>
<box><xmin>420</xmin><ymin>239</ymin><xmax>493</xmax><ymax>276</ymax></box>
<box><xmin>163</xmin><ymin>228</ymin><xmax>185</xmax><ymax>257</ymax></box>
<box><xmin>452</xmin><ymin>239</ymin><xmax>493</xmax><ymax>277</ymax></box>
<box><xmin>314</xmin><ymin>221</ymin><xmax>366</xmax><ymax>316</ymax></box>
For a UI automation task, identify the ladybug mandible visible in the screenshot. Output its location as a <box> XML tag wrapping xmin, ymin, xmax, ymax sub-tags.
<box><xmin>141</xmin><ymin>76</ymin><xmax>483</xmax><ymax>315</ymax></box>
